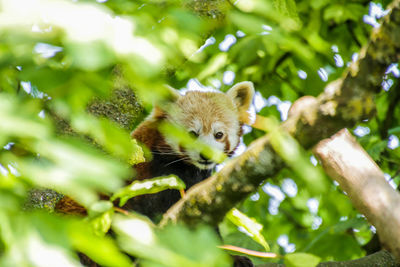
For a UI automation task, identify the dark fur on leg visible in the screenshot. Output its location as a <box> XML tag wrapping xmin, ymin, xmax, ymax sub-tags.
<box><xmin>233</xmin><ymin>255</ymin><xmax>254</xmax><ymax>267</ymax></box>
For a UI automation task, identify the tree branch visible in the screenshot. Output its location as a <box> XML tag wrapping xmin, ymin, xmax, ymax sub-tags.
<box><xmin>256</xmin><ymin>250</ymin><xmax>399</xmax><ymax>267</ymax></box>
<box><xmin>314</xmin><ymin>129</ymin><xmax>400</xmax><ymax>261</ymax></box>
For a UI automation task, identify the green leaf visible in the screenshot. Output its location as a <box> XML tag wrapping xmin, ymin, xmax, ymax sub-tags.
<box><xmin>66</xmin><ymin>41</ymin><xmax>115</xmax><ymax>71</ymax></box>
<box><xmin>284</xmin><ymin>252</ymin><xmax>321</xmax><ymax>267</ymax></box>
<box><xmin>324</xmin><ymin>4</ymin><xmax>366</xmax><ymax>23</ymax></box>
<box><xmin>129</xmin><ymin>138</ymin><xmax>146</xmax><ymax>165</ymax></box>
<box><xmin>71</xmin><ymin>114</ymin><xmax>145</xmax><ymax>164</ymax></box>
<box><xmin>159</xmin><ymin>122</ymin><xmax>227</xmax><ymax>163</ymax></box>
<box><xmin>88</xmin><ymin>201</ymin><xmax>114</xmax><ymax>236</ymax></box>
<box><xmin>389</xmin><ymin>126</ymin><xmax>400</xmax><ymax>135</ymax></box>
<box><xmin>70</xmin><ymin>221</ymin><xmax>132</xmax><ymax>267</ymax></box>
<box><xmin>229</xmin><ymin>12</ymin><xmax>266</xmax><ymax>35</ymax></box>
<box><xmin>90</xmin><ymin>209</ymin><xmax>114</xmax><ymax>237</ymax></box>
<box><xmin>226</xmin><ymin>208</ymin><xmax>270</xmax><ymax>251</ymax></box>
<box><xmin>273</xmin><ymin>0</ymin><xmax>302</xmax><ymax>28</ymax></box>
<box><xmin>113</xmin><ymin>215</ymin><xmax>231</xmax><ymax>267</ymax></box>
<box><xmin>258</xmin><ymin>116</ymin><xmax>328</xmax><ymax>193</ymax></box>
<box><xmin>112</xmin><ymin>175</ymin><xmax>186</xmax><ymax>206</ymax></box>
<box><xmin>197</xmin><ymin>53</ymin><xmax>228</xmax><ymax>81</ymax></box>
<box><xmin>367</xmin><ymin>140</ymin><xmax>388</xmax><ymax>161</ymax></box>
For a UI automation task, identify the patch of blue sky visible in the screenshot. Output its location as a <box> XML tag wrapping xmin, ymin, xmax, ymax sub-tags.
<box><xmin>297</xmin><ymin>70</ymin><xmax>307</xmax><ymax>80</ymax></box>
<box><xmin>363</xmin><ymin>2</ymin><xmax>389</xmax><ymax>28</ymax></box>
<box><xmin>388</xmin><ymin>135</ymin><xmax>399</xmax><ymax>149</ymax></box>
<box><xmin>384</xmin><ymin>173</ymin><xmax>397</xmax><ymax>189</ymax></box>
<box><xmin>222</xmin><ymin>70</ymin><xmax>235</xmax><ymax>85</ymax></box>
<box><xmin>353</xmin><ymin>126</ymin><xmax>370</xmax><ymax>137</ymax></box>
<box><xmin>34</xmin><ymin>43</ymin><xmax>63</xmax><ymax>59</ymax></box>
<box><xmin>310</xmin><ymin>155</ymin><xmax>318</xmax><ymax>166</ymax></box>
<box><xmin>385</xmin><ymin>63</ymin><xmax>400</xmax><ymax>78</ymax></box>
<box><xmin>281</xmin><ymin>178</ymin><xmax>297</xmax><ymax>198</ymax></box>
<box><xmin>277</xmin><ymin>235</ymin><xmax>296</xmax><ymax>253</ymax></box>
<box><xmin>265</xmin><ymin>95</ymin><xmax>291</xmax><ymax>121</ymax></box>
<box><xmin>317</xmin><ymin>67</ymin><xmax>328</xmax><ymax>82</ymax></box>
<box><xmin>196</xmin><ymin>37</ymin><xmax>216</xmax><ymax>54</ymax></box>
<box><xmin>219</xmin><ymin>34</ymin><xmax>236</xmax><ymax>52</ymax></box>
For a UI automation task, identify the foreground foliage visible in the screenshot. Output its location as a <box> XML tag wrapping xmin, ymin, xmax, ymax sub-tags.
<box><xmin>0</xmin><ymin>0</ymin><xmax>399</xmax><ymax>266</ymax></box>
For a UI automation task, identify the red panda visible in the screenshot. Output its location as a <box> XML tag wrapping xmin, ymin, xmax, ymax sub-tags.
<box><xmin>56</xmin><ymin>81</ymin><xmax>254</xmax><ymax>219</ymax></box>
<box><xmin>56</xmin><ymin>81</ymin><xmax>255</xmax><ymax>267</ymax></box>
<box><xmin>123</xmin><ymin>81</ymin><xmax>255</xmax><ymax>220</ymax></box>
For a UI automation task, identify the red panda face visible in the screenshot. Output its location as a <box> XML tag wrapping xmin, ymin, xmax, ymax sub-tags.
<box><xmin>164</xmin><ymin>82</ymin><xmax>254</xmax><ymax>170</ymax></box>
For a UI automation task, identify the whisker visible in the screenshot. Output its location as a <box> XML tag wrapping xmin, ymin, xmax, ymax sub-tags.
<box><xmin>164</xmin><ymin>157</ymin><xmax>191</xmax><ymax>167</ymax></box>
<box><xmin>151</xmin><ymin>151</ymin><xmax>181</xmax><ymax>155</ymax></box>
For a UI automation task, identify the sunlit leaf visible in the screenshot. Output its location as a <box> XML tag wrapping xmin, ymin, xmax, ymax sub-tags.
<box><xmin>113</xmin><ymin>215</ymin><xmax>231</xmax><ymax>267</ymax></box>
<box><xmin>197</xmin><ymin>53</ymin><xmax>228</xmax><ymax>81</ymax></box>
<box><xmin>254</xmin><ymin>115</ymin><xmax>328</xmax><ymax>193</ymax></box>
<box><xmin>284</xmin><ymin>252</ymin><xmax>321</xmax><ymax>267</ymax></box>
<box><xmin>88</xmin><ymin>201</ymin><xmax>114</xmax><ymax>236</ymax></box>
<box><xmin>72</xmin><ymin>114</ymin><xmax>145</xmax><ymax>163</ymax></box>
<box><xmin>112</xmin><ymin>175</ymin><xmax>186</xmax><ymax>206</ymax></box>
<box><xmin>226</xmin><ymin>208</ymin><xmax>270</xmax><ymax>251</ymax></box>
<box><xmin>0</xmin><ymin>0</ymin><xmax>164</xmax><ymax>74</ymax></box>
<box><xmin>69</xmin><ymin>220</ymin><xmax>132</xmax><ymax>267</ymax></box>
<box><xmin>129</xmin><ymin>139</ymin><xmax>146</xmax><ymax>165</ymax></box>
<box><xmin>324</xmin><ymin>4</ymin><xmax>366</xmax><ymax>23</ymax></box>
<box><xmin>389</xmin><ymin>126</ymin><xmax>400</xmax><ymax>135</ymax></box>
<box><xmin>159</xmin><ymin>122</ymin><xmax>226</xmax><ymax>164</ymax></box>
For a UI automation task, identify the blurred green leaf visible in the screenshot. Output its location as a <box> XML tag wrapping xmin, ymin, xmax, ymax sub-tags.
<box><xmin>226</xmin><ymin>208</ymin><xmax>270</xmax><ymax>251</ymax></box>
<box><xmin>12</xmin><ymin>138</ymin><xmax>130</xmax><ymax>206</ymax></box>
<box><xmin>88</xmin><ymin>201</ymin><xmax>114</xmax><ymax>236</ymax></box>
<box><xmin>0</xmin><ymin>212</ymin><xmax>132</xmax><ymax>267</ymax></box>
<box><xmin>324</xmin><ymin>4</ymin><xmax>366</xmax><ymax>23</ymax></box>
<box><xmin>273</xmin><ymin>0</ymin><xmax>302</xmax><ymax>29</ymax></box>
<box><xmin>389</xmin><ymin>126</ymin><xmax>400</xmax><ymax>135</ymax></box>
<box><xmin>0</xmin><ymin>94</ymin><xmax>51</xmax><ymax>139</ymax></box>
<box><xmin>69</xmin><ymin>220</ymin><xmax>132</xmax><ymax>267</ymax></box>
<box><xmin>72</xmin><ymin>114</ymin><xmax>145</xmax><ymax>163</ymax></box>
<box><xmin>159</xmin><ymin>122</ymin><xmax>226</xmax><ymax>164</ymax></box>
<box><xmin>255</xmin><ymin>116</ymin><xmax>328</xmax><ymax>193</ymax></box>
<box><xmin>113</xmin><ymin>215</ymin><xmax>231</xmax><ymax>267</ymax></box>
<box><xmin>304</xmin><ymin>218</ymin><xmax>367</xmax><ymax>260</ymax></box>
<box><xmin>0</xmin><ymin>0</ymin><xmax>393</xmax><ymax>265</ymax></box>
<box><xmin>284</xmin><ymin>252</ymin><xmax>321</xmax><ymax>267</ymax></box>
<box><xmin>112</xmin><ymin>175</ymin><xmax>185</xmax><ymax>206</ymax></box>
<box><xmin>66</xmin><ymin>41</ymin><xmax>115</xmax><ymax>71</ymax></box>
<box><xmin>197</xmin><ymin>53</ymin><xmax>228</xmax><ymax>81</ymax></box>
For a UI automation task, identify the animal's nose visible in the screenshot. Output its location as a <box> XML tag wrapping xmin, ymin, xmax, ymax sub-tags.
<box><xmin>200</xmin><ymin>153</ymin><xmax>208</xmax><ymax>161</ymax></box>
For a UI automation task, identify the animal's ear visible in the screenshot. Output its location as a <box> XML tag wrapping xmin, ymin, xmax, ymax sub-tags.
<box><xmin>152</xmin><ymin>85</ymin><xmax>181</xmax><ymax>118</ymax></box>
<box><xmin>227</xmin><ymin>81</ymin><xmax>254</xmax><ymax>124</ymax></box>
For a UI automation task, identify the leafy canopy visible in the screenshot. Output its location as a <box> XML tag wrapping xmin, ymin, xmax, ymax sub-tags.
<box><xmin>0</xmin><ymin>0</ymin><xmax>398</xmax><ymax>266</ymax></box>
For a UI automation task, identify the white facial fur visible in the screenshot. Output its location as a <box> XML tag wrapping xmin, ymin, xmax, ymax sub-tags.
<box><xmin>186</xmin><ymin>120</ymin><xmax>239</xmax><ymax>170</ymax></box>
<box><xmin>162</xmin><ymin>82</ymin><xmax>254</xmax><ymax>170</ymax></box>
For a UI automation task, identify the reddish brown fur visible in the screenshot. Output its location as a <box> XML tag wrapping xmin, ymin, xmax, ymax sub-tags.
<box><xmin>55</xmin><ymin>196</ymin><xmax>87</xmax><ymax>216</ymax></box>
<box><xmin>54</xmin><ymin>82</ymin><xmax>254</xmax><ymax>267</ymax></box>
<box><xmin>55</xmin><ymin>84</ymin><xmax>253</xmax><ymax>216</ymax></box>
<box><xmin>131</xmin><ymin>118</ymin><xmax>167</xmax><ymax>180</ymax></box>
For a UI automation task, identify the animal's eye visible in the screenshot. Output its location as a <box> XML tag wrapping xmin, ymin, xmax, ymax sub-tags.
<box><xmin>214</xmin><ymin>132</ymin><xmax>224</xmax><ymax>139</ymax></box>
<box><xmin>190</xmin><ymin>131</ymin><xmax>199</xmax><ymax>138</ymax></box>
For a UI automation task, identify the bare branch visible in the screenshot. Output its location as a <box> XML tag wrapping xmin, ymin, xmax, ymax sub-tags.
<box><xmin>314</xmin><ymin>129</ymin><xmax>400</xmax><ymax>260</ymax></box>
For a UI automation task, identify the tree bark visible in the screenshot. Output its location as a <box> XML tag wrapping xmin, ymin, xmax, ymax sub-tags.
<box><xmin>256</xmin><ymin>250</ymin><xmax>399</xmax><ymax>267</ymax></box>
<box><xmin>314</xmin><ymin>129</ymin><xmax>400</xmax><ymax>261</ymax></box>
